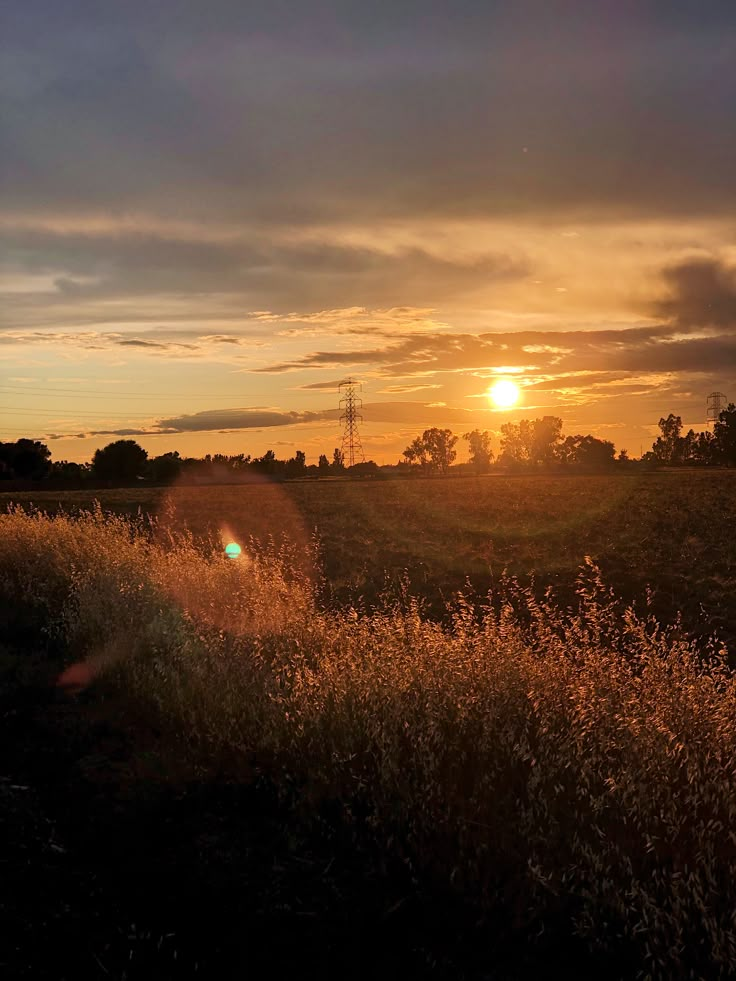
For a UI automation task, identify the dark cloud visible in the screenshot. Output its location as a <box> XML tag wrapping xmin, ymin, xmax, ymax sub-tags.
<box><xmin>610</xmin><ymin>334</ymin><xmax>736</xmax><ymax>374</ymax></box>
<box><xmin>0</xmin><ymin>226</ymin><xmax>526</xmax><ymax>317</ymax></box>
<box><xmin>203</xmin><ymin>334</ymin><xmax>244</xmax><ymax>344</ymax></box>
<box><xmin>255</xmin><ymin>322</ymin><xmax>736</xmax><ymax>384</ymax></box>
<box><xmin>117</xmin><ymin>339</ymin><xmax>168</xmax><ymax>349</ymax></box>
<box><xmin>256</xmin><ymin>331</ymin><xmax>564</xmax><ymax>376</ymax></box>
<box><xmin>256</xmin><ymin>347</ymin><xmax>390</xmax><ymax>373</ymax></box>
<box><xmin>3</xmin><ymin>2</ymin><xmax>735</xmax><ymax>225</ymax></box>
<box><xmin>297</xmin><ymin>378</ymin><xmax>356</xmax><ymax>390</ymax></box>
<box><xmin>44</xmin><ymin>427</ymin><xmax>177</xmax><ymax>440</ymax></box>
<box><xmin>156</xmin><ymin>407</ymin><xmax>334</xmax><ymax>433</ymax></box>
<box><xmin>654</xmin><ymin>256</ymin><xmax>736</xmax><ymax>328</ymax></box>
<box><xmin>4</xmin><ymin>2</ymin><xmax>736</xmax><ymax>455</ymax></box>
<box><xmin>155</xmin><ymin>400</ymin><xmax>496</xmax><ymax>433</ymax></box>
<box><xmin>57</xmin><ymin>400</ymin><xmax>491</xmax><ymax>437</ymax></box>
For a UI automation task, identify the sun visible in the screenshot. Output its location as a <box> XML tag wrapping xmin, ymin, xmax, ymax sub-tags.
<box><xmin>488</xmin><ymin>378</ymin><xmax>521</xmax><ymax>409</ymax></box>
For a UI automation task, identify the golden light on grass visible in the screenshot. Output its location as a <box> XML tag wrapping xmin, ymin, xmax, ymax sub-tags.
<box><xmin>488</xmin><ymin>378</ymin><xmax>521</xmax><ymax>409</ymax></box>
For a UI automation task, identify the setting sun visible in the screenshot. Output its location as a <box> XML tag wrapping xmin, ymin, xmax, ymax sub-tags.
<box><xmin>488</xmin><ymin>379</ymin><xmax>521</xmax><ymax>409</ymax></box>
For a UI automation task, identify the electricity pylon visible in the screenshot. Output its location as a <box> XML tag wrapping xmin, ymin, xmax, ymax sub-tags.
<box><xmin>707</xmin><ymin>391</ymin><xmax>727</xmax><ymax>428</ymax></box>
<box><xmin>339</xmin><ymin>378</ymin><xmax>365</xmax><ymax>467</ymax></box>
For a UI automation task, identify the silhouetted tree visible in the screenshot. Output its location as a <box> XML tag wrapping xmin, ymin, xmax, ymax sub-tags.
<box><xmin>0</xmin><ymin>439</ymin><xmax>52</xmax><ymax>479</ymax></box>
<box><xmin>332</xmin><ymin>448</ymin><xmax>345</xmax><ymax>473</ymax></box>
<box><xmin>318</xmin><ymin>453</ymin><xmax>330</xmax><ymax>472</ymax></box>
<box><xmin>148</xmin><ymin>451</ymin><xmax>182</xmax><ymax>483</ymax></box>
<box><xmin>403</xmin><ymin>428</ymin><xmax>457</xmax><ymax>474</ymax></box>
<box><xmin>531</xmin><ymin>416</ymin><xmax>563</xmax><ymax>466</ymax></box>
<box><xmin>349</xmin><ymin>460</ymin><xmax>379</xmax><ymax>476</ymax></box>
<box><xmin>463</xmin><ymin>429</ymin><xmax>494</xmax><ymax>474</ymax></box>
<box><xmin>209</xmin><ymin>453</ymin><xmax>251</xmax><ymax>473</ymax></box>
<box><xmin>92</xmin><ymin>440</ymin><xmax>148</xmax><ymax>482</ymax></box>
<box><xmin>692</xmin><ymin>430</ymin><xmax>715</xmax><ymax>465</ymax></box>
<box><xmin>50</xmin><ymin>460</ymin><xmax>91</xmax><ymax>481</ymax></box>
<box><xmin>253</xmin><ymin>449</ymin><xmax>278</xmax><ymax>475</ymax></box>
<box><xmin>498</xmin><ymin>419</ymin><xmax>531</xmax><ymax>467</ymax></box>
<box><xmin>499</xmin><ymin>416</ymin><xmax>562</xmax><ymax>468</ymax></box>
<box><xmin>651</xmin><ymin>414</ymin><xmax>684</xmax><ymax>465</ymax></box>
<box><xmin>403</xmin><ymin>436</ymin><xmax>429</xmax><ymax>470</ymax></box>
<box><xmin>560</xmin><ymin>434</ymin><xmax>616</xmax><ymax>469</ymax></box>
<box><xmin>286</xmin><ymin>450</ymin><xmax>306</xmax><ymax>478</ymax></box>
<box><xmin>714</xmin><ymin>403</ymin><xmax>736</xmax><ymax>466</ymax></box>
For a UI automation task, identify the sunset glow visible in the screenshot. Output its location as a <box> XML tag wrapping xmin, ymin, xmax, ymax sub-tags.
<box><xmin>488</xmin><ymin>379</ymin><xmax>521</xmax><ymax>410</ymax></box>
<box><xmin>1</xmin><ymin>3</ymin><xmax>734</xmax><ymax>463</ymax></box>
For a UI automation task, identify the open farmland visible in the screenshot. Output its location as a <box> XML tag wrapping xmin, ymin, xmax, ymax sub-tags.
<box><xmin>3</xmin><ymin>471</ymin><xmax>736</xmax><ymax>979</ymax></box>
<box><xmin>2</xmin><ymin>469</ymin><xmax>735</xmax><ymax>648</ymax></box>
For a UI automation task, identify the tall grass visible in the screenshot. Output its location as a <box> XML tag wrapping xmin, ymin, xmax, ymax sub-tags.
<box><xmin>2</xmin><ymin>504</ymin><xmax>735</xmax><ymax>976</ymax></box>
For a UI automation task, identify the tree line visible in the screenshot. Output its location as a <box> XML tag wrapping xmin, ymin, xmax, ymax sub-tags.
<box><xmin>642</xmin><ymin>407</ymin><xmax>736</xmax><ymax>466</ymax></box>
<box><xmin>1</xmin><ymin>403</ymin><xmax>733</xmax><ymax>485</ymax></box>
<box><xmin>400</xmin><ymin>418</ymin><xmax>623</xmax><ymax>474</ymax></box>
<box><xmin>0</xmin><ymin>440</ymin><xmax>359</xmax><ymax>484</ymax></box>
<box><xmin>401</xmin><ymin>404</ymin><xmax>736</xmax><ymax>474</ymax></box>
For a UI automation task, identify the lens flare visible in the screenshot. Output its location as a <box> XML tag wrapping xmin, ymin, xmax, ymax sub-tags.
<box><xmin>488</xmin><ymin>379</ymin><xmax>520</xmax><ymax>409</ymax></box>
<box><xmin>225</xmin><ymin>542</ymin><xmax>242</xmax><ymax>559</ymax></box>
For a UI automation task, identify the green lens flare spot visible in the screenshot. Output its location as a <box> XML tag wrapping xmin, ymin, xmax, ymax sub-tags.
<box><xmin>225</xmin><ymin>542</ymin><xmax>242</xmax><ymax>559</ymax></box>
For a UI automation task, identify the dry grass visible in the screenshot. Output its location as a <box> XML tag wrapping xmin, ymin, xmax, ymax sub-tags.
<box><xmin>2</xmin><ymin>470</ymin><xmax>735</xmax><ymax>644</ymax></box>
<box><xmin>2</xmin><ymin>504</ymin><xmax>736</xmax><ymax>976</ymax></box>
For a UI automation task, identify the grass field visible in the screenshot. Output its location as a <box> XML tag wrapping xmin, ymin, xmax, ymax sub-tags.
<box><xmin>2</xmin><ymin>472</ymin><xmax>736</xmax><ymax>977</ymax></box>
<box><xmin>2</xmin><ymin>470</ymin><xmax>735</xmax><ymax>647</ymax></box>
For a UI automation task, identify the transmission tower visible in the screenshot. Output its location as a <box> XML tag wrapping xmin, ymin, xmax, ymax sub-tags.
<box><xmin>707</xmin><ymin>391</ymin><xmax>727</xmax><ymax>428</ymax></box>
<box><xmin>339</xmin><ymin>378</ymin><xmax>365</xmax><ymax>467</ymax></box>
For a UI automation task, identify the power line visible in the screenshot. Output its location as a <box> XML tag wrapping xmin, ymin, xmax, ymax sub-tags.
<box><xmin>0</xmin><ymin>384</ymin><xmax>254</xmax><ymax>400</ymax></box>
<box><xmin>0</xmin><ymin>406</ymin><xmax>156</xmax><ymax>419</ymax></box>
<box><xmin>0</xmin><ymin>428</ymin><xmax>55</xmax><ymax>436</ymax></box>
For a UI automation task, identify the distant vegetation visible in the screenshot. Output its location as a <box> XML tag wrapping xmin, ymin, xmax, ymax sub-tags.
<box><xmin>2</xmin><ymin>504</ymin><xmax>736</xmax><ymax>977</ymax></box>
<box><xmin>1</xmin><ymin>404</ymin><xmax>734</xmax><ymax>487</ymax></box>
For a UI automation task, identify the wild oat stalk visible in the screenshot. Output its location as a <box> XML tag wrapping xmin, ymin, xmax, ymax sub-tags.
<box><xmin>1</xmin><ymin>506</ymin><xmax>734</xmax><ymax>977</ymax></box>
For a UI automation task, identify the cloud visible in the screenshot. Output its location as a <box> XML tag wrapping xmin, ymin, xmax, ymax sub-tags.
<box><xmin>653</xmin><ymin>256</ymin><xmax>736</xmax><ymax>329</ymax></box>
<box><xmin>117</xmin><ymin>338</ymin><xmax>169</xmax><ymax>349</ymax></box>
<box><xmin>256</xmin><ymin>305</ymin><xmax>451</xmax><ymax>336</ymax></box>
<box><xmin>378</xmin><ymin>383</ymin><xmax>442</xmax><ymax>394</ymax></box>
<box><xmin>297</xmin><ymin>378</ymin><xmax>356</xmax><ymax>390</ymax></box>
<box><xmin>254</xmin><ymin>320</ymin><xmax>736</xmax><ymax>390</ymax></box>
<box><xmin>46</xmin><ymin>427</ymin><xmax>177</xmax><ymax>440</ymax></box>
<box><xmin>154</xmin><ymin>400</ymin><xmax>500</xmax><ymax>433</ymax></box>
<box><xmin>5</xmin><ymin>2</ymin><xmax>734</xmax><ymax>232</ymax></box>
<box><xmin>255</xmin><ymin>331</ymin><xmax>570</xmax><ymax>376</ymax></box>
<box><xmin>156</xmin><ymin>407</ymin><xmax>335</xmax><ymax>433</ymax></box>
<box><xmin>49</xmin><ymin>400</ymin><xmax>497</xmax><ymax>439</ymax></box>
<box><xmin>0</xmin><ymin>222</ymin><xmax>528</xmax><ymax>324</ymax></box>
<box><xmin>4</xmin><ymin>2</ymin><xmax>736</xmax><ymax>461</ymax></box>
<box><xmin>0</xmin><ymin>327</ymin><xmax>260</xmax><ymax>359</ymax></box>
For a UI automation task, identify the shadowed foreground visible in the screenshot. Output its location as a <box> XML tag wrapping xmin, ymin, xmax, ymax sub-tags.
<box><xmin>2</xmin><ymin>665</ymin><xmax>600</xmax><ymax>980</ymax></box>
<box><xmin>2</xmin><ymin>506</ymin><xmax>735</xmax><ymax>978</ymax></box>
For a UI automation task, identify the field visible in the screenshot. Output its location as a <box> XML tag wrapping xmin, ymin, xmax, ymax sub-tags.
<box><xmin>2</xmin><ymin>471</ymin><xmax>736</xmax><ymax>978</ymax></box>
<box><xmin>3</xmin><ymin>470</ymin><xmax>735</xmax><ymax>645</ymax></box>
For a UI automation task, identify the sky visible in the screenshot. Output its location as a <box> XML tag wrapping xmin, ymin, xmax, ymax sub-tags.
<box><xmin>2</xmin><ymin>0</ymin><xmax>735</xmax><ymax>464</ymax></box>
